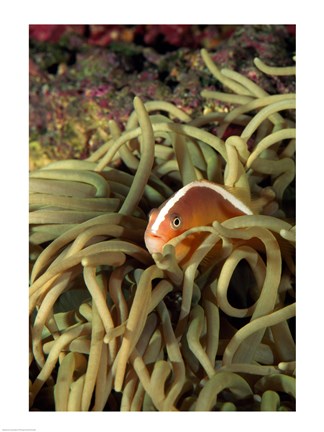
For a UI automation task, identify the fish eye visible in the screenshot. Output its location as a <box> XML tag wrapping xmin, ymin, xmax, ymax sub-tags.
<box><xmin>170</xmin><ymin>214</ymin><xmax>182</xmax><ymax>230</ymax></box>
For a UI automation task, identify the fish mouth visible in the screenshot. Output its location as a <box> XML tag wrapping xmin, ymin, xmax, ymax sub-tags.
<box><xmin>144</xmin><ymin>232</ymin><xmax>165</xmax><ymax>255</ymax></box>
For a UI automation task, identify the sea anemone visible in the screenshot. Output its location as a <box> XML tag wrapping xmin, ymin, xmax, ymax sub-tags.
<box><xmin>29</xmin><ymin>49</ymin><xmax>295</xmax><ymax>411</ymax></box>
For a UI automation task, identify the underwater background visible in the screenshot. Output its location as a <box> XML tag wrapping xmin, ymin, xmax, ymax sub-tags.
<box><xmin>29</xmin><ymin>24</ymin><xmax>296</xmax><ymax>411</ymax></box>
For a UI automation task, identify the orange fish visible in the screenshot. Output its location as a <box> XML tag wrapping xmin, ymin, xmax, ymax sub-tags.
<box><xmin>144</xmin><ymin>180</ymin><xmax>253</xmax><ymax>262</ymax></box>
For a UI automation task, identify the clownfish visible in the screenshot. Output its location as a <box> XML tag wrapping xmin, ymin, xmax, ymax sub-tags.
<box><xmin>144</xmin><ymin>180</ymin><xmax>254</xmax><ymax>262</ymax></box>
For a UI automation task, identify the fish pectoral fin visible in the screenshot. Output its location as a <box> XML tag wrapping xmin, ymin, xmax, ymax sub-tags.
<box><xmin>198</xmin><ymin>241</ymin><xmax>224</xmax><ymax>269</ymax></box>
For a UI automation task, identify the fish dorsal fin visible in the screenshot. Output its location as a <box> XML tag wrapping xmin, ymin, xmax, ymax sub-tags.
<box><xmin>222</xmin><ymin>184</ymin><xmax>276</xmax><ymax>215</ymax></box>
<box><xmin>190</xmin><ymin>180</ymin><xmax>253</xmax><ymax>216</ymax></box>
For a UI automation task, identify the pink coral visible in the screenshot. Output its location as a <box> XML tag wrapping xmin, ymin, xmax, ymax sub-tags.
<box><xmin>29</xmin><ymin>25</ymin><xmax>84</xmax><ymax>43</ymax></box>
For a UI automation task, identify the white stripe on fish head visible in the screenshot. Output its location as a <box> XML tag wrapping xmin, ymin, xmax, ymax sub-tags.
<box><xmin>150</xmin><ymin>182</ymin><xmax>195</xmax><ymax>233</ymax></box>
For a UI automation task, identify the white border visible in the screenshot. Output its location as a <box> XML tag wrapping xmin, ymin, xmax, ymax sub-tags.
<box><xmin>0</xmin><ymin>2</ymin><xmax>320</xmax><ymax>430</ymax></box>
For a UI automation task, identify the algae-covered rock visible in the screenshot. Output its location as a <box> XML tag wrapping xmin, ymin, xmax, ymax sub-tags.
<box><xmin>29</xmin><ymin>25</ymin><xmax>295</xmax><ymax>168</ymax></box>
